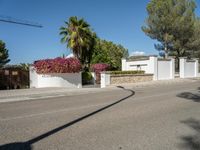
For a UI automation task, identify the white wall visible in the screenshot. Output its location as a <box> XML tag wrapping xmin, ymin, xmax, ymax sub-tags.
<box><xmin>122</xmin><ymin>56</ymin><xmax>174</xmax><ymax>80</ymax></box>
<box><xmin>122</xmin><ymin>58</ymin><xmax>151</xmax><ymax>73</ymax></box>
<box><xmin>30</xmin><ymin>67</ymin><xmax>82</xmax><ymax>88</ymax></box>
<box><xmin>122</xmin><ymin>56</ymin><xmax>158</xmax><ymax>80</ymax></box>
<box><xmin>122</xmin><ymin>57</ymin><xmax>199</xmax><ymax>80</ymax></box>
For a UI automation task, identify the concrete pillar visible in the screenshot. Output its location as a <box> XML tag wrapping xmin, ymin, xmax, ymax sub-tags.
<box><xmin>101</xmin><ymin>72</ymin><xmax>110</xmax><ymax>88</ymax></box>
<box><xmin>179</xmin><ymin>57</ymin><xmax>186</xmax><ymax>78</ymax></box>
<box><xmin>91</xmin><ymin>72</ymin><xmax>96</xmax><ymax>85</ymax></box>
<box><xmin>77</xmin><ymin>72</ymin><xmax>82</xmax><ymax>88</ymax></box>
<box><xmin>194</xmin><ymin>58</ymin><xmax>199</xmax><ymax>77</ymax></box>
<box><xmin>169</xmin><ymin>57</ymin><xmax>175</xmax><ymax>79</ymax></box>
<box><xmin>121</xmin><ymin>58</ymin><xmax>127</xmax><ymax>71</ymax></box>
<box><xmin>29</xmin><ymin>66</ymin><xmax>38</xmax><ymax>88</ymax></box>
<box><xmin>149</xmin><ymin>56</ymin><xmax>158</xmax><ymax>80</ymax></box>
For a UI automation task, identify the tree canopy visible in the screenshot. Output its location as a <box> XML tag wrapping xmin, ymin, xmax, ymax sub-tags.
<box><xmin>0</xmin><ymin>40</ymin><xmax>10</xmax><ymax>68</ymax></box>
<box><xmin>91</xmin><ymin>39</ymin><xmax>129</xmax><ymax>70</ymax></box>
<box><xmin>142</xmin><ymin>0</ymin><xmax>199</xmax><ymax>59</ymax></box>
<box><xmin>187</xmin><ymin>18</ymin><xmax>200</xmax><ymax>58</ymax></box>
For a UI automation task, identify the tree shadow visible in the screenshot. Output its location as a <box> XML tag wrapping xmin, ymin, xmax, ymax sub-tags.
<box><xmin>177</xmin><ymin>92</ymin><xmax>200</xmax><ymax>102</ymax></box>
<box><xmin>197</xmin><ymin>87</ymin><xmax>200</xmax><ymax>91</ymax></box>
<box><xmin>177</xmin><ymin>87</ymin><xmax>200</xmax><ymax>102</ymax></box>
<box><xmin>0</xmin><ymin>86</ymin><xmax>135</xmax><ymax>150</ymax></box>
<box><xmin>179</xmin><ymin>118</ymin><xmax>200</xmax><ymax>150</ymax></box>
<box><xmin>0</xmin><ymin>142</ymin><xmax>32</xmax><ymax>150</ymax></box>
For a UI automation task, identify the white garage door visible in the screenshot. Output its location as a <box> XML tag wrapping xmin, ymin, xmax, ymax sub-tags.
<box><xmin>157</xmin><ymin>60</ymin><xmax>171</xmax><ymax>80</ymax></box>
<box><xmin>185</xmin><ymin>61</ymin><xmax>195</xmax><ymax>78</ymax></box>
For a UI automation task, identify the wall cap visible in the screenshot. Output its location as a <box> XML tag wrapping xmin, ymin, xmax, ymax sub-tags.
<box><xmin>110</xmin><ymin>74</ymin><xmax>153</xmax><ymax>77</ymax></box>
<box><xmin>179</xmin><ymin>57</ymin><xmax>187</xmax><ymax>59</ymax></box>
<box><xmin>149</xmin><ymin>55</ymin><xmax>158</xmax><ymax>57</ymax></box>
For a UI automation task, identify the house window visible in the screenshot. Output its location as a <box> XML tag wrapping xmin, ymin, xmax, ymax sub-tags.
<box><xmin>12</xmin><ymin>71</ymin><xmax>18</xmax><ymax>76</ymax></box>
<box><xmin>4</xmin><ymin>70</ymin><xmax>9</xmax><ymax>75</ymax></box>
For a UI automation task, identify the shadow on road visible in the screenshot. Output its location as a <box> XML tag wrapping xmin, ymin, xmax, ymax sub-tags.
<box><xmin>177</xmin><ymin>92</ymin><xmax>200</xmax><ymax>102</ymax></box>
<box><xmin>177</xmin><ymin>87</ymin><xmax>200</xmax><ymax>102</ymax></box>
<box><xmin>0</xmin><ymin>86</ymin><xmax>135</xmax><ymax>150</ymax></box>
<box><xmin>179</xmin><ymin>118</ymin><xmax>200</xmax><ymax>150</ymax></box>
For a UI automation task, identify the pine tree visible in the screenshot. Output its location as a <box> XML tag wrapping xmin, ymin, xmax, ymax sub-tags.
<box><xmin>142</xmin><ymin>0</ymin><xmax>196</xmax><ymax>58</ymax></box>
<box><xmin>0</xmin><ymin>40</ymin><xmax>10</xmax><ymax>68</ymax></box>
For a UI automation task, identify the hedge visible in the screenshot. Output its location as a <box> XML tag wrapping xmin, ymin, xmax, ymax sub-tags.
<box><xmin>108</xmin><ymin>70</ymin><xmax>145</xmax><ymax>75</ymax></box>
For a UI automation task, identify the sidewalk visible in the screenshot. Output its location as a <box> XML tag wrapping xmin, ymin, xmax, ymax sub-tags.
<box><xmin>0</xmin><ymin>87</ymin><xmax>111</xmax><ymax>103</ymax></box>
<box><xmin>108</xmin><ymin>77</ymin><xmax>200</xmax><ymax>89</ymax></box>
<box><xmin>0</xmin><ymin>78</ymin><xmax>199</xmax><ymax>103</ymax></box>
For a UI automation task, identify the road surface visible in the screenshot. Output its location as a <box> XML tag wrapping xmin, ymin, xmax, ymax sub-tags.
<box><xmin>0</xmin><ymin>80</ymin><xmax>200</xmax><ymax>150</ymax></box>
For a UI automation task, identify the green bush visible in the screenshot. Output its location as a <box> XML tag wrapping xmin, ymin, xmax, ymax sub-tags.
<box><xmin>108</xmin><ymin>70</ymin><xmax>145</xmax><ymax>75</ymax></box>
<box><xmin>82</xmin><ymin>71</ymin><xmax>93</xmax><ymax>84</ymax></box>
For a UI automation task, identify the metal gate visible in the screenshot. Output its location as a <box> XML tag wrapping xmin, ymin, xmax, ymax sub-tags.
<box><xmin>0</xmin><ymin>68</ymin><xmax>29</xmax><ymax>90</ymax></box>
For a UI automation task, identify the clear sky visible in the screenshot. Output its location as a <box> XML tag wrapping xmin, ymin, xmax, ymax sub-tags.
<box><xmin>0</xmin><ymin>0</ymin><xmax>200</xmax><ymax>64</ymax></box>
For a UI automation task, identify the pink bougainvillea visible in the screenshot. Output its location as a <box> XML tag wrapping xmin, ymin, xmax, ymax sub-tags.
<box><xmin>91</xmin><ymin>63</ymin><xmax>110</xmax><ymax>73</ymax></box>
<box><xmin>34</xmin><ymin>57</ymin><xmax>81</xmax><ymax>74</ymax></box>
<box><xmin>91</xmin><ymin>63</ymin><xmax>110</xmax><ymax>84</ymax></box>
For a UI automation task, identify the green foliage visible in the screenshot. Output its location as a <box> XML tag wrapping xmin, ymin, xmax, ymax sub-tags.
<box><xmin>0</xmin><ymin>40</ymin><xmax>10</xmax><ymax>68</ymax></box>
<box><xmin>19</xmin><ymin>63</ymin><xmax>31</xmax><ymax>71</ymax></box>
<box><xmin>82</xmin><ymin>71</ymin><xmax>93</xmax><ymax>84</ymax></box>
<box><xmin>142</xmin><ymin>0</ymin><xmax>197</xmax><ymax>58</ymax></box>
<box><xmin>60</xmin><ymin>16</ymin><xmax>96</xmax><ymax>68</ymax></box>
<box><xmin>108</xmin><ymin>70</ymin><xmax>145</xmax><ymax>75</ymax></box>
<box><xmin>187</xmin><ymin>18</ymin><xmax>200</xmax><ymax>58</ymax></box>
<box><xmin>91</xmin><ymin>39</ymin><xmax>129</xmax><ymax>70</ymax></box>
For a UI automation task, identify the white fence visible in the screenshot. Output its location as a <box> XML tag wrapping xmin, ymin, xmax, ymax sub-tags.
<box><xmin>122</xmin><ymin>56</ymin><xmax>175</xmax><ymax>80</ymax></box>
<box><xmin>100</xmin><ymin>56</ymin><xmax>199</xmax><ymax>88</ymax></box>
<box><xmin>29</xmin><ymin>66</ymin><xmax>82</xmax><ymax>88</ymax></box>
<box><xmin>180</xmin><ymin>57</ymin><xmax>199</xmax><ymax>78</ymax></box>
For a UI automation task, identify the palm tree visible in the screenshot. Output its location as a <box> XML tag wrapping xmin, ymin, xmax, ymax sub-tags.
<box><xmin>19</xmin><ymin>63</ymin><xmax>30</xmax><ymax>71</ymax></box>
<box><xmin>60</xmin><ymin>16</ymin><xmax>96</xmax><ymax>69</ymax></box>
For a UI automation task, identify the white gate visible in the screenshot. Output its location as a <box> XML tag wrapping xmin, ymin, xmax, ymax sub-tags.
<box><xmin>157</xmin><ymin>60</ymin><xmax>172</xmax><ymax>80</ymax></box>
<box><xmin>185</xmin><ymin>61</ymin><xmax>195</xmax><ymax>77</ymax></box>
<box><xmin>180</xmin><ymin>58</ymin><xmax>199</xmax><ymax>78</ymax></box>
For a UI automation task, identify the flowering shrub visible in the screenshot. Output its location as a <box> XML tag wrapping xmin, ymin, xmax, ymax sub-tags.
<box><xmin>34</xmin><ymin>57</ymin><xmax>81</xmax><ymax>74</ymax></box>
<box><xmin>91</xmin><ymin>63</ymin><xmax>110</xmax><ymax>73</ymax></box>
<box><xmin>91</xmin><ymin>63</ymin><xmax>110</xmax><ymax>84</ymax></box>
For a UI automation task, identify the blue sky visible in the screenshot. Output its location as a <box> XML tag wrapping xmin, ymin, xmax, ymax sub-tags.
<box><xmin>0</xmin><ymin>0</ymin><xmax>200</xmax><ymax>64</ymax></box>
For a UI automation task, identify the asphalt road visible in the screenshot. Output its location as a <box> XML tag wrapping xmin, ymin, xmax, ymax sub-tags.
<box><xmin>0</xmin><ymin>80</ymin><xmax>200</xmax><ymax>150</ymax></box>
